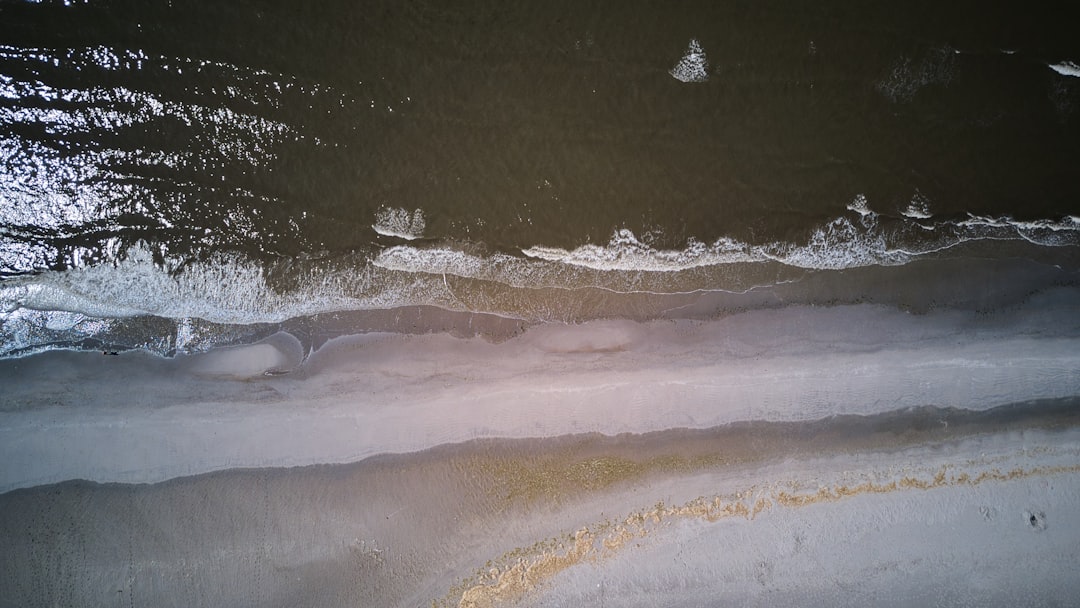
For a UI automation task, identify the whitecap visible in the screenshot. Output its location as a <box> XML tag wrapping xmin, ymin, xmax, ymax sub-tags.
<box><xmin>4</xmin><ymin>205</ymin><xmax>1080</xmax><ymax>360</ymax></box>
<box><xmin>373</xmin><ymin>206</ymin><xmax>426</xmax><ymax>240</ymax></box>
<box><xmin>0</xmin><ymin>245</ymin><xmax>371</xmax><ymax>326</ymax></box>
<box><xmin>902</xmin><ymin>193</ymin><xmax>932</xmax><ymax>219</ymax></box>
<box><xmin>670</xmin><ymin>39</ymin><xmax>709</xmax><ymax>83</ymax></box>
<box><xmin>522</xmin><ymin>208</ymin><xmax>1080</xmax><ymax>274</ymax></box>
<box><xmin>523</xmin><ymin>230</ymin><xmax>756</xmax><ymax>272</ymax></box>
<box><xmin>1049</xmin><ymin>61</ymin><xmax>1080</xmax><ymax>77</ymax></box>
<box><xmin>374</xmin><ymin>245</ymin><xmax>515</xmax><ymax>278</ymax></box>
<box><xmin>958</xmin><ymin>214</ymin><xmax>1080</xmax><ymax>246</ymax></box>
<box><xmin>846</xmin><ymin>194</ymin><xmax>873</xmax><ymax>217</ymax></box>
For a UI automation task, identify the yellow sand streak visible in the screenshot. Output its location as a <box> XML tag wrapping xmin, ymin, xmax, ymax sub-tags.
<box><xmin>443</xmin><ymin>463</ymin><xmax>1080</xmax><ymax>608</ymax></box>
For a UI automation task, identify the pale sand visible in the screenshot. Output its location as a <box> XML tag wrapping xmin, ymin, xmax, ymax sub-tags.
<box><xmin>1</xmin><ymin>413</ymin><xmax>1077</xmax><ymax>607</ymax></box>
<box><xmin>1</xmin><ymin>292</ymin><xmax>1079</xmax><ymax>606</ymax></box>
<box><xmin>516</xmin><ymin>433</ymin><xmax>1080</xmax><ymax>608</ymax></box>
<box><xmin>1</xmin><ymin>292</ymin><xmax>1079</xmax><ymax>493</ymax></box>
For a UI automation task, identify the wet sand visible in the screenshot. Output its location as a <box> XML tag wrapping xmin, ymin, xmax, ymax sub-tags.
<box><xmin>2</xmin><ymin>293</ymin><xmax>1080</xmax><ymax>492</ymax></box>
<box><xmin>1</xmin><ymin>292</ymin><xmax>1080</xmax><ymax>606</ymax></box>
<box><xmin>1</xmin><ymin>406</ymin><xmax>1078</xmax><ymax>607</ymax></box>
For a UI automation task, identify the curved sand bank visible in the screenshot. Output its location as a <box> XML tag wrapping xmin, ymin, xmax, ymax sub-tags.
<box><xmin>1</xmin><ymin>410</ymin><xmax>1078</xmax><ymax>607</ymax></box>
<box><xmin>510</xmin><ymin>432</ymin><xmax>1080</xmax><ymax>608</ymax></box>
<box><xmin>2</xmin><ymin>290</ymin><xmax>1080</xmax><ymax>493</ymax></box>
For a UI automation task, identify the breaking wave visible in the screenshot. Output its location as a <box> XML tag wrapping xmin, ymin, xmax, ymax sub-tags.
<box><xmin>670</xmin><ymin>39</ymin><xmax>709</xmax><ymax>83</ymax></box>
<box><xmin>520</xmin><ymin>206</ymin><xmax>1080</xmax><ymax>273</ymax></box>
<box><xmin>2</xmin><ymin>201</ymin><xmax>1079</xmax><ymax>358</ymax></box>
<box><xmin>1049</xmin><ymin>61</ymin><xmax>1080</xmax><ymax>78</ymax></box>
<box><xmin>373</xmin><ymin>207</ymin><xmax>426</xmax><ymax>240</ymax></box>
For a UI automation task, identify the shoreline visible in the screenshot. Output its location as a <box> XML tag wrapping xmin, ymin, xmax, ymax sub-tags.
<box><xmin>4</xmin><ymin>250</ymin><xmax>1078</xmax><ymax>360</ymax></box>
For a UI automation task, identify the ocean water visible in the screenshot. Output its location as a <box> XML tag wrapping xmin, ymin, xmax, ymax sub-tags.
<box><xmin>1</xmin><ymin>0</ymin><xmax>1079</xmax><ymax>357</ymax></box>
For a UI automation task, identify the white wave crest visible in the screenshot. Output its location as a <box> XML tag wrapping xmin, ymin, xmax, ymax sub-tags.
<box><xmin>1049</xmin><ymin>61</ymin><xmax>1080</xmax><ymax>77</ymax></box>
<box><xmin>524</xmin><ymin>230</ymin><xmax>755</xmax><ymax>271</ymax></box>
<box><xmin>846</xmin><ymin>194</ymin><xmax>873</xmax><ymax>217</ymax></box>
<box><xmin>902</xmin><ymin>193</ymin><xmax>933</xmax><ymax>219</ymax></box>
<box><xmin>518</xmin><ymin>211</ymin><xmax>1080</xmax><ymax>274</ymax></box>
<box><xmin>373</xmin><ymin>207</ymin><xmax>426</xmax><ymax>240</ymax></box>
<box><xmin>0</xmin><ymin>243</ymin><xmax>489</xmax><ymax>356</ymax></box>
<box><xmin>768</xmin><ymin>217</ymin><xmax>909</xmax><ymax>269</ymax></box>
<box><xmin>0</xmin><ymin>245</ymin><xmax>408</xmax><ymax>327</ymax></box>
<box><xmin>4</xmin><ymin>209</ymin><xmax>1079</xmax><ymax>358</ymax></box>
<box><xmin>521</xmin><ymin>213</ymin><xmax>907</xmax><ymax>272</ymax></box>
<box><xmin>958</xmin><ymin>214</ymin><xmax>1080</xmax><ymax>246</ymax></box>
<box><xmin>374</xmin><ymin>246</ymin><xmax>519</xmax><ymax>280</ymax></box>
<box><xmin>670</xmin><ymin>39</ymin><xmax>709</xmax><ymax>83</ymax></box>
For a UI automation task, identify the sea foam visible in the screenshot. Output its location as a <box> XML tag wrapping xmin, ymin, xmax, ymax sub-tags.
<box><xmin>1</xmin><ymin>246</ymin><xmax>383</xmax><ymax>326</ymax></box>
<box><xmin>5</xmin><ymin>209</ymin><xmax>1079</xmax><ymax>327</ymax></box>
<box><xmin>3</xmin><ymin>206</ymin><xmax>1080</xmax><ymax>358</ymax></box>
<box><xmin>373</xmin><ymin>207</ymin><xmax>426</xmax><ymax>240</ymax></box>
<box><xmin>902</xmin><ymin>193</ymin><xmax>933</xmax><ymax>219</ymax></box>
<box><xmin>523</xmin><ymin>230</ymin><xmax>756</xmax><ymax>271</ymax></box>
<box><xmin>521</xmin><ymin>208</ymin><xmax>1079</xmax><ymax>273</ymax></box>
<box><xmin>1049</xmin><ymin>61</ymin><xmax>1080</xmax><ymax>77</ymax></box>
<box><xmin>670</xmin><ymin>39</ymin><xmax>709</xmax><ymax>83</ymax></box>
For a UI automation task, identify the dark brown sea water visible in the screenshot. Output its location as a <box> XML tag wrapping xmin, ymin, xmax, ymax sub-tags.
<box><xmin>3</xmin><ymin>5</ymin><xmax>1080</xmax><ymax>607</ymax></box>
<box><xmin>2</xmin><ymin>0</ymin><xmax>1080</xmax><ymax>354</ymax></box>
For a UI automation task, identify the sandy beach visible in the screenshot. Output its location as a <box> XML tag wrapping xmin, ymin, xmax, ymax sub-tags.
<box><xmin>2</xmin><ymin>293</ymin><xmax>1080</xmax><ymax>492</ymax></box>
<box><xmin>4</xmin><ymin>3</ymin><xmax>1080</xmax><ymax>605</ymax></box>
<box><xmin>1</xmin><ymin>407</ymin><xmax>1078</xmax><ymax>607</ymax></box>
<box><xmin>1</xmin><ymin>290</ymin><xmax>1079</xmax><ymax>607</ymax></box>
